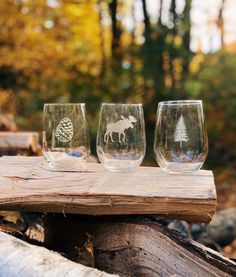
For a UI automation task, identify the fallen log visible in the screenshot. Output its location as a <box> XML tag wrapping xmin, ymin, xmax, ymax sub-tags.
<box><xmin>0</xmin><ymin>132</ymin><xmax>41</xmax><ymax>155</ymax></box>
<box><xmin>0</xmin><ymin>231</ymin><xmax>118</xmax><ymax>277</ymax></box>
<box><xmin>0</xmin><ymin>113</ymin><xmax>17</xmax><ymax>131</ymax></box>
<box><xmin>0</xmin><ymin>156</ymin><xmax>216</xmax><ymax>223</ymax></box>
<box><xmin>45</xmin><ymin>215</ymin><xmax>236</xmax><ymax>277</ymax></box>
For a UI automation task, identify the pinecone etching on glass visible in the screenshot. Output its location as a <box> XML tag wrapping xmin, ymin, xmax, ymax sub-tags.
<box><xmin>55</xmin><ymin>117</ymin><xmax>73</xmax><ymax>143</ymax></box>
<box><xmin>174</xmin><ymin>115</ymin><xmax>189</xmax><ymax>147</ymax></box>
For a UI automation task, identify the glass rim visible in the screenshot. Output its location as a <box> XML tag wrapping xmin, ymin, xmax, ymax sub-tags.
<box><xmin>158</xmin><ymin>100</ymin><xmax>202</xmax><ymax>106</ymax></box>
<box><xmin>101</xmin><ymin>103</ymin><xmax>143</xmax><ymax>106</ymax></box>
<box><xmin>44</xmin><ymin>103</ymin><xmax>85</xmax><ymax>106</ymax></box>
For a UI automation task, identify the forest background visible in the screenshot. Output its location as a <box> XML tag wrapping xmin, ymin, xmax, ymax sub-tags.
<box><xmin>0</xmin><ymin>0</ymin><xmax>236</xmax><ymax>197</ymax></box>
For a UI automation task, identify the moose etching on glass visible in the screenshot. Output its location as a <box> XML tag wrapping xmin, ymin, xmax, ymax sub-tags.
<box><xmin>104</xmin><ymin>115</ymin><xmax>137</xmax><ymax>143</ymax></box>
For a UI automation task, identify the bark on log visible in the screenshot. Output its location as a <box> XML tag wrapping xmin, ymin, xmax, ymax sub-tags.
<box><xmin>0</xmin><ymin>231</ymin><xmax>118</xmax><ymax>277</ymax></box>
<box><xmin>44</xmin><ymin>215</ymin><xmax>236</xmax><ymax>277</ymax></box>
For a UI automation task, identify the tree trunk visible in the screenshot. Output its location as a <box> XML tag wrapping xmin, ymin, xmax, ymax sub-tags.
<box><xmin>157</xmin><ymin>0</ymin><xmax>164</xmax><ymax>27</ymax></box>
<box><xmin>169</xmin><ymin>0</ymin><xmax>178</xmax><ymax>91</ymax></box>
<box><xmin>182</xmin><ymin>0</ymin><xmax>192</xmax><ymax>76</ymax></box>
<box><xmin>182</xmin><ymin>0</ymin><xmax>192</xmax><ymax>54</ymax></box>
<box><xmin>44</xmin><ymin>215</ymin><xmax>236</xmax><ymax>277</ymax></box>
<box><xmin>141</xmin><ymin>0</ymin><xmax>151</xmax><ymax>41</ymax></box>
<box><xmin>109</xmin><ymin>0</ymin><xmax>121</xmax><ymax>57</ymax></box>
<box><xmin>218</xmin><ymin>0</ymin><xmax>225</xmax><ymax>48</ymax></box>
<box><xmin>97</xmin><ymin>0</ymin><xmax>106</xmax><ymax>74</ymax></box>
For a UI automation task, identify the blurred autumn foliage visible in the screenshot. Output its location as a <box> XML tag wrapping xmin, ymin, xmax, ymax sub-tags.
<box><xmin>0</xmin><ymin>0</ymin><xmax>236</xmax><ymax>169</ymax></box>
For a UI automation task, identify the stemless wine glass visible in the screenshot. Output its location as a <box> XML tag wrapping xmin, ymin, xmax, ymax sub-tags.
<box><xmin>43</xmin><ymin>103</ymin><xmax>90</xmax><ymax>169</ymax></box>
<box><xmin>96</xmin><ymin>103</ymin><xmax>146</xmax><ymax>171</ymax></box>
<box><xmin>154</xmin><ymin>100</ymin><xmax>208</xmax><ymax>173</ymax></box>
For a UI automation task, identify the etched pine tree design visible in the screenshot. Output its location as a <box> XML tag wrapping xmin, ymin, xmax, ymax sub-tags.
<box><xmin>174</xmin><ymin>115</ymin><xmax>189</xmax><ymax>147</ymax></box>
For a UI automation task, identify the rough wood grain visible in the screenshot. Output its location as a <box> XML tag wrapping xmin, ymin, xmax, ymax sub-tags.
<box><xmin>0</xmin><ymin>132</ymin><xmax>41</xmax><ymax>154</ymax></box>
<box><xmin>0</xmin><ymin>231</ymin><xmax>118</xmax><ymax>277</ymax></box>
<box><xmin>44</xmin><ymin>215</ymin><xmax>236</xmax><ymax>277</ymax></box>
<box><xmin>0</xmin><ymin>156</ymin><xmax>216</xmax><ymax>223</ymax></box>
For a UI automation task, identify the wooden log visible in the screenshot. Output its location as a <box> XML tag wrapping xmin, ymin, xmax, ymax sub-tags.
<box><xmin>44</xmin><ymin>215</ymin><xmax>236</xmax><ymax>277</ymax></box>
<box><xmin>0</xmin><ymin>132</ymin><xmax>41</xmax><ymax>155</ymax></box>
<box><xmin>0</xmin><ymin>113</ymin><xmax>17</xmax><ymax>131</ymax></box>
<box><xmin>0</xmin><ymin>231</ymin><xmax>118</xmax><ymax>277</ymax></box>
<box><xmin>0</xmin><ymin>156</ymin><xmax>216</xmax><ymax>223</ymax></box>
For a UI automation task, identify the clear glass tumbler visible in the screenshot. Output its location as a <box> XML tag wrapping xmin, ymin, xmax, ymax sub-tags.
<box><xmin>96</xmin><ymin>103</ymin><xmax>146</xmax><ymax>171</ymax></box>
<box><xmin>154</xmin><ymin>100</ymin><xmax>208</xmax><ymax>173</ymax></box>
<box><xmin>43</xmin><ymin>103</ymin><xmax>90</xmax><ymax>169</ymax></box>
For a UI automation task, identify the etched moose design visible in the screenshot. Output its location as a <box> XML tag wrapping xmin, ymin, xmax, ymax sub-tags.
<box><xmin>104</xmin><ymin>115</ymin><xmax>137</xmax><ymax>143</ymax></box>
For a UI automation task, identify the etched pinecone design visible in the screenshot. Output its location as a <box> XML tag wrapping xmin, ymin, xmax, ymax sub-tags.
<box><xmin>55</xmin><ymin>117</ymin><xmax>73</xmax><ymax>143</ymax></box>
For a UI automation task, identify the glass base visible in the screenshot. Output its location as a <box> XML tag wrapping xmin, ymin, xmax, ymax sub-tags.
<box><xmin>43</xmin><ymin>151</ymin><xmax>87</xmax><ymax>170</ymax></box>
<box><xmin>157</xmin><ymin>160</ymin><xmax>203</xmax><ymax>173</ymax></box>
<box><xmin>100</xmin><ymin>159</ymin><xmax>142</xmax><ymax>172</ymax></box>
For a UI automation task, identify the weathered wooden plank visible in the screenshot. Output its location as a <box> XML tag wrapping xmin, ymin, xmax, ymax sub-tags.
<box><xmin>0</xmin><ymin>231</ymin><xmax>118</xmax><ymax>277</ymax></box>
<box><xmin>0</xmin><ymin>156</ymin><xmax>216</xmax><ymax>223</ymax></box>
<box><xmin>44</xmin><ymin>215</ymin><xmax>236</xmax><ymax>277</ymax></box>
<box><xmin>0</xmin><ymin>132</ymin><xmax>41</xmax><ymax>154</ymax></box>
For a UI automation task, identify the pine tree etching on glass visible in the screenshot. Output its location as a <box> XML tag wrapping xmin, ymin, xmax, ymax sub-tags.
<box><xmin>174</xmin><ymin>115</ymin><xmax>189</xmax><ymax>147</ymax></box>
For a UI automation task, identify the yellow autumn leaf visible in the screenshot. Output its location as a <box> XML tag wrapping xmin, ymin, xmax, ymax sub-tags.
<box><xmin>0</xmin><ymin>211</ymin><xmax>24</xmax><ymax>224</ymax></box>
